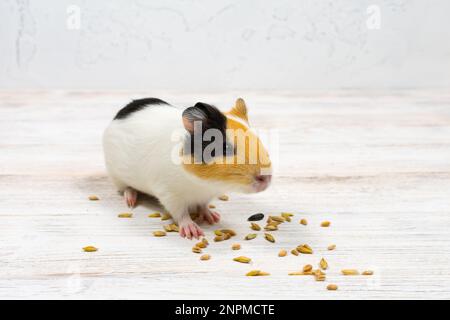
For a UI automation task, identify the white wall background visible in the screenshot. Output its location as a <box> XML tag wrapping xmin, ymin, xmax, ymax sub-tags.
<box><xmin>1</xmin><ymin>0</ymin><xmax>450</xmax><ymax>91</ymax></box>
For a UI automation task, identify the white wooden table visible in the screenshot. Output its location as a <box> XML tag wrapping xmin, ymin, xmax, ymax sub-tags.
<box><xmin>1</xmin><ymin>90</ymin><xmax>449</xmax><ymax>299</ymax></box>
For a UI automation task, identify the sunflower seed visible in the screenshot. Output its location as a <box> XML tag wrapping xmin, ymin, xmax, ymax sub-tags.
<box><xmin>88</xmin><ymin>195</ymin><xmax>99</xmax><ymax>201</ymax></box>
<box><xmin>300</xmin><ymin>219</ymin><xmax>308</xmax><ymax>225</ymax></box>
<box><xmin>291</xmin><ymin>249</ymin><xmax>299</xmax><ymax>256</ymax></box>
<box><xmin>327</xmin><ymin>244</ymin><xmax>336</xmax><ymax>251</ymax></box>
<box><xmin>232</xmin><ymin>243</ymin><xmax>241</xmax><ymax>250</ymax></box>
<box><xmin>118</xmin><ymin>213</ymin><xmax>133</xmax><ymax>218</ymax></box>
<box><xmin>248</xmin><ymin>213</ymin><xmax>264</xmax><ymax>221</ymax></box>
<box><xmin>200</xmin><ymin>254</ymin><xmax>210</xmax><ymax>260</ymax></box>
<box><xmin>208</xmin><ymin>204</ymin><xmax>216</xmax><ymax>209</ymax></box>
<box><xmin>153</xmin><ymin>231</ymin><xmax>166</xmax><ymax>237</ymax></box>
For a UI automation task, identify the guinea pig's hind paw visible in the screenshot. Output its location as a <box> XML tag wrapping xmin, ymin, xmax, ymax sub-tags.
<box><xmin>124</xmin><ymin>187</ymin><xmax>138</xmax><ymax>208</ymax></box>
<box><xmin>179</xmin><ymin>221</ymin><xmax>204</xmax><ymax>240</ymax></box>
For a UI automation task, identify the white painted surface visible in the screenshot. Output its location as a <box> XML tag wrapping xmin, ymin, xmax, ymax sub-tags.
<box><xmin>1</xmin><ymin>0</ymin><xmax>450</xmax><ymax>90</ymax></box>
<box><xmin>0</xmin><ymin>90</ymin><xmax>449</xmax><ymax>299</ymax></box>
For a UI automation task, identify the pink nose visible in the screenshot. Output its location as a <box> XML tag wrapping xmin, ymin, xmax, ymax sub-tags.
<box><xmin>254</xmin><ymin>174</ymin><xmax>272</xmax><ymax>192</ymax></box>
<box><xmin>255</xmin><ymin>174</ymin><xmax>272</xmax><ymax>184</ymax></box>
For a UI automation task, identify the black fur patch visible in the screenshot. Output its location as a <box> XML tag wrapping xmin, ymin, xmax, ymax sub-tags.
<box><xmin>183</xmin><ymin>102</ymin><xmax>234</xmax><ymax>162</ymax></box>
<box><xmin>114</xmin><ymin>98</ymin><xmax>169</xmax><ymax>120</ymax></box>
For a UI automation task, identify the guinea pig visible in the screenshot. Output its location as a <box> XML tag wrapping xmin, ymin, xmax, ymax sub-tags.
<box><xmin>103</xmin><ymin>97</ymin><xmax>272</xmax><ymax>239</ymax></box>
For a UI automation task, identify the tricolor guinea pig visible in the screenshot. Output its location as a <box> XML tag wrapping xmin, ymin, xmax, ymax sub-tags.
<box><xmin>103</xmin><ymin>98</ymin><xmax>272</xmax><ymax>239</ymax></box>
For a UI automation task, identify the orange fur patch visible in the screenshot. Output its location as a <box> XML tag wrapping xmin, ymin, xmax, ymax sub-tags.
<box><xmin>182</xmin><ymin>111</ymin><xmax>271</xmax><ymax>186</ymax></box>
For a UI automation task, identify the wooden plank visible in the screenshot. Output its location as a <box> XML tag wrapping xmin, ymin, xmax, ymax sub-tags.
<box><xmin>0</xmin><ymin>90</ymin><xmax>449</xmax><ymax>299</ymax></box>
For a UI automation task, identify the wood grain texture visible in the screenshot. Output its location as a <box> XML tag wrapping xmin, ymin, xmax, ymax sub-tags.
<box><xmin>0</xmin><ymin>90</ymin><xmax>449</xmax><ymax>299</ymax></box>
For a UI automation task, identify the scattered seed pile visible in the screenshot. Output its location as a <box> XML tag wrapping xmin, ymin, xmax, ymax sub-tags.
<box><xmin>84</xmin><ymin>194</ymin><xmax>374</xmax><ymax>292</ymax></box>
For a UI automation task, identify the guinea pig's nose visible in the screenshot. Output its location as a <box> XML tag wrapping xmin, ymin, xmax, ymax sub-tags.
<box><xmin>255</xmin><ymin>174</ymin><xmax>272</xmax><ymax>184</ymax></box>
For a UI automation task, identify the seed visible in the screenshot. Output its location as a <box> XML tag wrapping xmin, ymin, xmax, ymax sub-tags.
<box><xmin>297</xmin><ymin>244</ymin><xmax>313</xmax><ymax>254</ymax></box>
<box><xmin>264</xmin><ymin>225</ymin><xmax>278</xmax><ymax>231</ymax></box>
<box><xmin>200</xmin><ymin>254</ymin><xmax>210</xmax><ymax>261</ymax></box>
<box><xmin>221</xmin><ymin>229</ymin><xmax>236</xmax><ymax>237</ymax></box>
<box><xmin>88</xmin><ymin>195</ymin><xmax>99</xmax><ymax>201</ymax></box>
<box><xmin>208</xmin><ymin>204</ymin><xmax>216</xmax><ymax>209</ymax></box>
<box><xmin>281</xmin><ymin>212</ymin><xmax>293</xmax><ymax>222</ymax></box>
<box><xmin>278</xmin><ymin>250</ymin><xmax>287</xmax><ymax>257</ymax></box>
<box><xmin>153</xmin><ymin>231</ymin><xmax>166</xmax><ymax>237</ymax></box>
<box><xmin>233</xmin><ymin>256</ymin><xmax>251</xmax><ymax>263</ymax></box>
<box><xmin>163</xmin><ymin>224</ymin><xmax>179</xmax><ymax>232</ymax></box>
<box><xmin>250</xmin><ymin>223</ymin><xmax>261</xmax><ymax>231</ymax></box>
<box><xmin>202</xmin><ymin>238</ymin><xmax>209</xmax><ymax>246</ymax></box>
<box><xmin>327</xmin><ymin>284</ymin><xmax>338</xmax><ymax>291</ymax></box>
<box><xmin>161</xmin><ymin>213</ymin><xmax>171</xmax><ymax>221</ymax></box>
<box><xmin>321</xmin><ymin>221</ymin><xmax>331</xmax><ymax>227</ymax></box>
<box><xmin>362</xmin><ymin>270</ymin><xmax>374</xmax><ymax>276</ymax></box>
<box><xmin>196</xmin><ymin>241</ymin><xmax>207</xmax><ymax>249</ymax></box>
<box><xmin>118</xmin><ymin>213</ymin><xmax>133</xmax><ymax>218</ymax></box>
<box><xmin>303</xmin><ymin>264</ymin><xmax>313</xmax><ymax>272</ymax></box>
<box><xmin>327</xmin><ymin>244</ymin><xmax>336</xmax><ymax>251</ymax></box>
<box><xmin>214</xmin><ymin>230</ymin><xmax>223</xmax><ymax>236</ymax></box>
<box><xmin>214</xmin><ymin>235</ymin><xmax>224</xmax><ymax>242</ymax></box>
<box><xmin>341</xmin><ymin>269</ymin><xmax>359</xmax><ymax>275</ymax></box>
<box><xmin>245</xmin><ymin>234</ymin><xmax>257</xmax><ymax>240</ymax></box>
<box><xmin>82</xmin><ymin>246</ymin><xmax>97</xmax><ymax>252</ymax></box>
<box><xmin>314</xmin><ymin>269</ymin><xmax>326</xmax><ymax>281</ymax></box>
<box><xmin>232</xmin><ymin>243</ymin><xmax>241</xmax><ymax>250</ymax></box>
<box><xmin>218</xmin><ymin>195</ymin><xmax>229</xmax><ymax>201</ymax></box>
<box><xmin>264</xmin><ymin>233</ymin><xmax>275</xmax><ymax>243</ymax></box>
<box><xmin>320</xmin><ymin>258</ymin><xmax>328</xmax><ymax>270</ymax></box>
<box><xmin>267</xmin><ymin>220</ymin><xmax>281</xmax><ymax>227</ymax></box>
<box><xmin>291</xmin><ymin>249</ymin><xmax>299</xmax><ymax>256</ymax></box>
<box><xmin>246</xmin><ymin>270</ymin><xmax>270</xmax><ymax>276</ymax></box>
<box><xmin>300</xmin><ymin>218</ymin><xmax>308</xmax><ymax>225</ymax></box>
<box><xmin>248</xmin><ymin>213</ymin><xmax>264</xmax><ymax>221</ymax></box>
<box><xmin>269</xmin><ymin>216</ymin><xmax>285</xmax><ymax>223</ymax></box>
<box><xmin>192</xmin><ymin>246</ymin><xmax>202</xmax><ymax>254</ymax></box>
<box><xmin>148</xmin><ymin>212</ymin><xmax>161</xmax><ymax>218</ymax></box>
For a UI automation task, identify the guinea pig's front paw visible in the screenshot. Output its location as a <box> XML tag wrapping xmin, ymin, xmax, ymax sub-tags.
<box><xmin>199</xmin><ymin>207</ymin><xmax>221</xmax><ymax>225</ymax></box>
<box><xmin>179</xmin><ymin>220</ymin><xmax>204</xmax><ymax>240</ymax></box>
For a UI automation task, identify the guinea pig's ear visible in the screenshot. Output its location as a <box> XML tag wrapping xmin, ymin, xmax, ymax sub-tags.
<box><xmin>229</xmin><ymin>98</ymin><xmax>248</xmax><ymax>123</ymax></box>
<box><xmin>182</xmin><ymin>102</ymin><xmax>226</xmax><ymax>134</ymax></box>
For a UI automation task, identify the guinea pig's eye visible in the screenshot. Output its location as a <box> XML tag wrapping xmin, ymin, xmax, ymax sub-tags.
<box><xmin>224</xmin><ymin>141</ymin><xmax>235</xmax><ymax>156</ymax></box>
